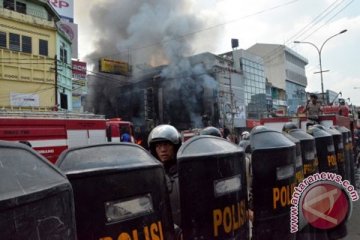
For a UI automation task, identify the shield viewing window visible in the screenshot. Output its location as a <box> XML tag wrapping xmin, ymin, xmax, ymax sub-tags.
<box><xmin>276</xmin><ymin>164</ymin><xmax>295</xmax><ymax>180</ymax></box>
<box><xmin>213</xmin><ymin>175</ymin><xmax>242</xmax><ymax>197</ymax></box>
<box><xmin>105</xmin><ymin>193</ymin><xmax>154</xmax><ymax>223</ymax></box>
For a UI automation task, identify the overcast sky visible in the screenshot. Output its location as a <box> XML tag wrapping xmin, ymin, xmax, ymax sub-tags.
<box><xmin>74</xmin><ymin>0</ymin><xmax>360</xmax><ymax>105</ymax></box>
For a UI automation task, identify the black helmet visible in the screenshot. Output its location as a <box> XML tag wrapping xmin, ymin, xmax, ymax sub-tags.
<box><xmin>310</xmin><ymin>93</ymin><xmax>318</xmax><ymax>99</ymax></box>
<box><xmin>148</xmin><ymin>124</ymin><xmax>181</xmax><ymax>158</ymax></box>
<box><xmin>282</xmin><ymin>122</ymin><xmax>298</xmax><ymax>133</ymax></box>
<box><xmin>200</xmin><ymin>126</ymin><xmax>222</xmax><ymax>137</ymax></box>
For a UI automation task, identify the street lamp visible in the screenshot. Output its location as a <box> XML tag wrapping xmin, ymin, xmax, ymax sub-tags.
<box><xmin>294</xmin><ymin>29</ymin><xmax>347</xmax><ymax>103</ymax></box>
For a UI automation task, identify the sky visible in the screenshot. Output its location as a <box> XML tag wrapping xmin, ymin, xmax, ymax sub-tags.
<box><xmin>73</xmin><ymin>0</ymin><xmax>360</xmax><ymax>105</ymax></box>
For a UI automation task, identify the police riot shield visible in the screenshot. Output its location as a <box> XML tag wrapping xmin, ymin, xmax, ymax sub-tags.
<box><xmin>284</xmin><ymin>133</ymin><xmax>304</xmax><ymax>185</ymax></box>
<box><xmin>286</xmin><ymin>132</ymin><xmax>327</xmax><ymax>240</ymax></box>
<box><xmin>0</xmin><ymin>141</ymin><xmax>76</xmax><ymax>239</ymax></box>
<box><xmin>287</xmin><ymin>129</ymin><xmax>319</xmax><ymax>178</ymax></box>
<box><xmin>250</xmin><ymin>126</ymin><xmax>296</xmax><ymax>240</ymax></box>
<box><xmin>177</xmin><ymin>135</ymin><xmax>248</xmax><ymax>240</ymax></box>
<box><xmin>56</xmin><ymin>143</ymin><xmax>174</xmax><ymax>240</ymax></box>
<box><xmin>307</xmin><ymin>125</ymin><xmax>338</xmax><ymax>173</ymax></box>
<box><xmin>325</xmin><ymin>127</ymin><xmax>346</xmax><ymax>179</ymax></box>
<box><xmin>334</xmin><ymin>126</ymin><xmax>355</xmax><ymax>185</ymax></box>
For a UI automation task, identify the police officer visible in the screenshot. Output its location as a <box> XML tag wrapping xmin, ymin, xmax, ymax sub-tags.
<box><xmin>148</xmin><ymin>124</ymin><xmax>182</xmax><ymax>228</ymax></box>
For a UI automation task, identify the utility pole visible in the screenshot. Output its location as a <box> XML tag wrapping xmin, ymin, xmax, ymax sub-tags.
<box><xmin>294</xmin><ymin>29</ymin><xmax>347</xmax><ymax>103</ymax></box>
<box><xmin>54</xmin><ymin>54</ymin><xmax>58</xmax><ymax>110</ymax></box>
<box><xmin>229</xmin><ymin>39</ymin><xmax>239</xmax><ymax>137</ymax></box>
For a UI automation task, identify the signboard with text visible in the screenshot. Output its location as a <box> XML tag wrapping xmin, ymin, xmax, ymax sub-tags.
<box><xmin>72</xmin><ymin>60</ymin><xmax>87</xmax><ymax>80</ymax></box>
<box><xmin>48</xmin><ymin>0</ymin><xmax>74</xmax><ymax>22</ymax></box>
<box><xmin>99</xmin><ymin>58</ymin><xmax>130</xmax><ymax>76</ymax></box>
<box><xmin>10</xmin><ymin>93</ymin><xmax>40</xmax><ymax>107</ymax></box>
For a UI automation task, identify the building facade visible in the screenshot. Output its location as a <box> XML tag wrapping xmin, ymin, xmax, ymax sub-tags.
<box><xmin>247</xmin><ymin>43</ymin><xmax>308</xmax><ymax>116</ymax></box>
<box><xmin>0</xmin><ymin>0</ymin><xmax>60</xmax><ymax>110</ymax></box>
<box><xmin>219</xmin><ymin>49</ymin><xmax>267</xmax><ymax>120</ymax></box>
<box><xmin>56</xmin><ymin>30</ymin><xmax>72</xmax><ymax>110</ymax></box>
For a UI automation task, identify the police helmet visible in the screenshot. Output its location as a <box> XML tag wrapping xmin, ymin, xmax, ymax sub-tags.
<box><xmin>148</xmin><ymin>124</ymin><xmax>181</xmax><ymax>157</ymax></box>
<box><xmin>310</xmin><ymin>93</ymin><xmax>318</xmax><ymax>99</ymax></box>
<box><xmin>241</xmin><ymin>131</ymin><xmax>250</xmax><ymax>140</ymax></box>
<box><xmin>282</xmin><ymin>122</ymin><xmax>298</xmax><ymax>133</ymax></box>
<box><xmin>200</xmin><ymin>126</ymin><xmax>222</xmax><ymax>137</ymax></box>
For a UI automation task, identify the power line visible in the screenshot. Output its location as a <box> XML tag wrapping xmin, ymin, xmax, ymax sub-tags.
<box><xmin>286</xmin><ymin>0</ymin><xmax>345</xmax><ymax>44</ymax></box>
<box><xmin>261</xmin><ymin>0</ymin><xmax>353</xmax><ymax>66</ymax></box>
<box><xmin>298</xmin><ymin>0</ymin><xmax>354</xmax><ymax>41</ymax></box>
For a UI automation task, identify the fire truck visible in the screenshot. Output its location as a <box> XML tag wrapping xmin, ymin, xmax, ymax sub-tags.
<box><xmin>0</xmin><ymin>111</ymin><xmax>134</xmax><ymax>163</ymax></box>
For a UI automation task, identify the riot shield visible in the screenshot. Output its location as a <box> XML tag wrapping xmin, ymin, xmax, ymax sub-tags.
<box><xmin>250</xmin><ymin>126</ymin><xmax>296</xmax><ymax>240</ymax></box>
<box><xmin>287</xmin><ymin>128</ymin><xmax>319</xmax><ymax>178</ymax></box>
<box><xmin>177</xmin><ymin>135</ymin><xmax>248</xmax><ymax>240</ymax></box>
<box><xmin>56</xmin><ymin>143</ymin><xmax>175</xmax><ymax>240</ymax></box>
<box><xmin>326</xmin><ymin>127</ymin><xmax>346</xmax><ymax>179</ymax></box>
<box><xmin>307</xmin><ymin>125</ymin><xmax>338</xmax><ymax>174</ymax></box>
<box><xmin>284</xmin><ymin>133</ymin><xmax>305</xmax><ymax>185</ymax></box>
<box><xmin>0</xmin><ymin>140</ymin><xmax>76</xmax><ymax>239</ymax></box>
<box><xmin>334</xmin><ymin>126</ymin><xmax>355</xmax><ymax>185</ymax></box>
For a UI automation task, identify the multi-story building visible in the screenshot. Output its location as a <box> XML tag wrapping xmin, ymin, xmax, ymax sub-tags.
<box><xmin>0</xmin><ymin>0</ymin><xmax>60</xmax><ymax>111</ymax></box>
<box><xmin>220</xmin><ymin>49</ymin><xmax>267</xmax><ymax>120</ymax></box>
<box><xmin>191</xmin><ymin>52</ymin><xmax>246</xmax><ymax>129</ymax></box>
<box><xmin>247</xmin><ymin>43</ymin><xmax>308</xmax><ymax>116</ymax></box>
<box><xmin>56</xmin><ymin>30</ymin><xmax>72</xmax><ymax>110</ymax></box>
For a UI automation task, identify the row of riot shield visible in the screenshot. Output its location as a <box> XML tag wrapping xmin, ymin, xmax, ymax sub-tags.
<box><xmin>0</xmin><ymin>136</ymin><xmax>249</xmax><ymax>240</ymax></box>
<box><xmin>0</xmin><ymin>123</ymin><xmax>355</xmax><ymax>240</ymax></box>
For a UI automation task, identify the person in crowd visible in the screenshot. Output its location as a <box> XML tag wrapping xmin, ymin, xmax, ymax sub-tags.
<box><xmin>303</xmin><ymin>94</ymin><xmax>322</xmax><ymax>127</ymax></box>
<box><xmin>120</xmin><ymin>132</ymin><xmax>132</xmax><ymax>142</ymax></box>
<box><xmin>148</xmin><ymin>124</ymin><xmax>182</xmax><ymax>229</ymax></box>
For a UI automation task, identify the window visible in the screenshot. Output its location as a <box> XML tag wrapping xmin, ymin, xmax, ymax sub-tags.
<box><xmin>0</xmin><ymin>32</ymin><xmax>6</xmax><ymax>48</ymax></box>
<box><xmin>9</xmin><ymin>33</ymin><xmax>20</xmax><ymax>51</ymax></box>
<box><xmin>60</xmin><ymin>93</ymin><xmax>68</xmax><ymax>109</ymax></box>
<box><xmin>39</xmin><ymin>39</ymin><xmax>48</xmax><ymax>56</ymax></box>
<box><xmin>4</xmin><ymin>0</ymin><xmax>15</xmax><ymax>10</ymax></box>
<box><xmin>22</xmin><ymin>35</ymin><xmax>31</xmax><ymax>53</ymax></box>
<box><xmin>60</xmin><ymin>43</ymin><xmax>67</xmax><ymax>63</ymax></box>
<box><xmin>15</xmin><ymin>1</ymin><xmax>26</xmax><ymax>14</ymax></box>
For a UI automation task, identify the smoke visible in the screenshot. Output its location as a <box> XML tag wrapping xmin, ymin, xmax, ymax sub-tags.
<box><xmin>85</xmin><ymin>0</ymin><xmax>208</xmax><ymax>68</ymax></box>
<box><xmin>84</xmin><ymin>0</ymin><xmax>222</xmax><ymax>129</ymax></box>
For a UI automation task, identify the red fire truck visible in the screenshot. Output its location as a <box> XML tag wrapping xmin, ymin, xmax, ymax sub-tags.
<box><xmin>0</xmin><ymin>111</ymin><xmax>134</xmax><ymax>163</ymax></box>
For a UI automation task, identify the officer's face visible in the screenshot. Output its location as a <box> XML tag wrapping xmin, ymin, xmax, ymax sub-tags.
<box><xmin>155</xmin><ymin>141</ymin><xmax>175</xmax><ymax>162</ymax></box>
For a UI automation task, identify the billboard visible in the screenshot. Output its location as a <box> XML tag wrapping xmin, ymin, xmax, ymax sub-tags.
<box><xmin>72</xmin><ymin>60</ymin><xmax>87</xmax><ymax>80</ymax></box>
<box><xmin>99</xmin><ymin>58</ymin><xmax>130</xmax><ymax>76</ymax></box>
<box><xmin>48</xmin><ymin>0</ymin><xmax>74</xmax><ymax>22</ymax></box>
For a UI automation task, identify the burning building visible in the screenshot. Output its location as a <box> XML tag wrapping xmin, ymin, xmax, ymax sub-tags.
<box><xmin>85</xmin><ymin>52</ymin><xmax>245</xmax><ymax>136</ymax></box>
